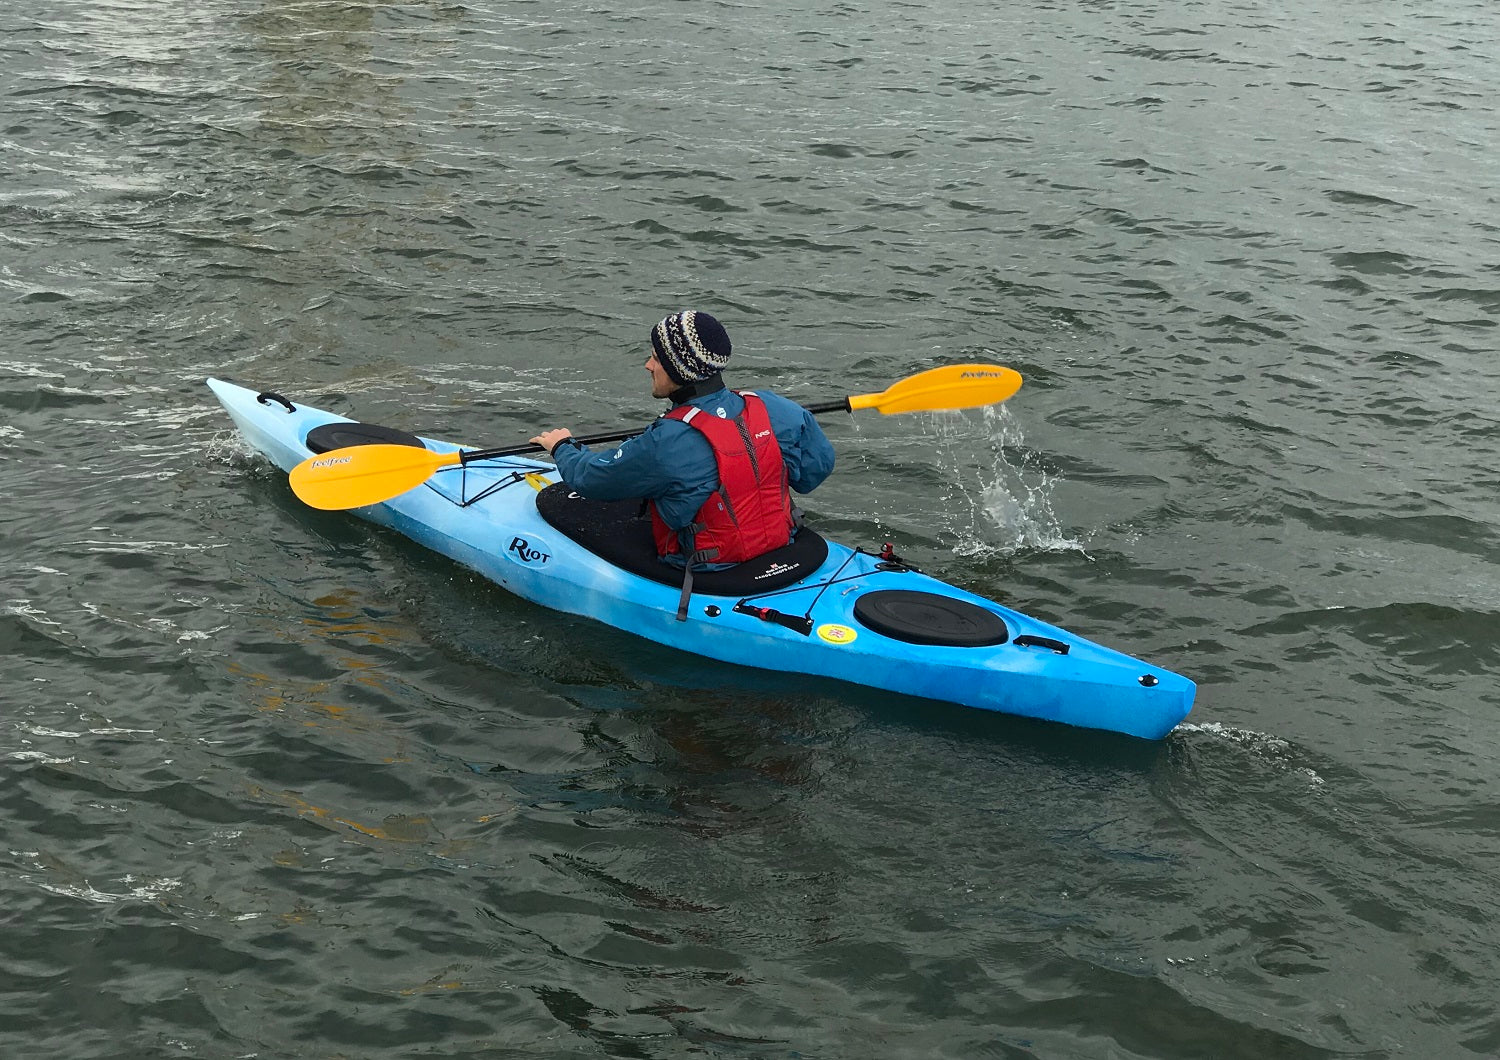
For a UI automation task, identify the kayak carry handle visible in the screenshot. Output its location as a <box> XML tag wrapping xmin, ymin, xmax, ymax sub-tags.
<box><xmin>1014</xmin><ymin>634</ymin><xmax>1070</xmax><ymax>655</ymax></box>
<box><xmin>733</xmin><ymin>602</ymin><xmax>814</xmax><ymax>636</ymax></box>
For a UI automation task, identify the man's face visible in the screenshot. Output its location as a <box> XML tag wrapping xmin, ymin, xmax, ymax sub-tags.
<box><xmin>645</xmin><ymin>350</ymin><xmax>675</xmax><ymax>399</ymax></box>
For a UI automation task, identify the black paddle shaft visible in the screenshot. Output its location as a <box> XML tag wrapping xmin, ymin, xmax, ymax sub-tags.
<box><xmin>456</xmin><ymin>398</ymin><xmax>853</xmax><ymax>464</ymax></box>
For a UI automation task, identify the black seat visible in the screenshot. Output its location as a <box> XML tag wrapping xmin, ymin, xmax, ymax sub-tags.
<box><xmin>535</xmin><ymin>483</ymin><xmax>827</xmax><ymax>595</ymax></box>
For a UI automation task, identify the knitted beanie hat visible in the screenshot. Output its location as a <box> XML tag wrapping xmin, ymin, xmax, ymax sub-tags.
<box><xmin>649</xmin><ymin>310</ymin><xmax>732</xmax><ymax>386</ymax></box>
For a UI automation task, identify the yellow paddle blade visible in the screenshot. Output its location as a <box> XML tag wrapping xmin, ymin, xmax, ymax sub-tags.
<box><xmin>288</xmin><ymin>444</ymin><xmax>460</xmax><ymax>510</ymax></box>
<box><xmin>848</xmin><ymin>363</ymin><xmax>1023</xmax><ymax>415</ymax></box>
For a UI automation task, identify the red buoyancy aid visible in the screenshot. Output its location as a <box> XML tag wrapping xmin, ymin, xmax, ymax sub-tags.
<box><xmin>650</xmin><ymin>392</ymin><xmax>796</xmax><ymax>564</ymax></box>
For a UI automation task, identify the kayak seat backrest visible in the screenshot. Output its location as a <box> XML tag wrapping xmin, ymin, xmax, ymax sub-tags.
<box><xmin>305</xmin><ymin>421</ymin><xmax>427</xmax><ymax>454</ymax></box>
<box><xmin>535</xmin><ymin>483</ymin><xmax>827</xmax><ymax>596</ymax></box>
<box><xmin>852</xmin><ymin>589</ymin><xmax>1009</xmax><ymax>647</ymax></box>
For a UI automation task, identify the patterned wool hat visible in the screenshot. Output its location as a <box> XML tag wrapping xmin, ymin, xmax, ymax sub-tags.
<box><xmin>649</xmin><ymin>310</ymin><xmax>732</xmax><ymax>386</ymax></box>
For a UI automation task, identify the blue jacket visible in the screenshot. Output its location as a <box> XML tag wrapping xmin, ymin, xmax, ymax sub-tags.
<box><xmin>552</xmin><ymin>386</ymin><xmax>835</xmax><ymax>538</ymax></box>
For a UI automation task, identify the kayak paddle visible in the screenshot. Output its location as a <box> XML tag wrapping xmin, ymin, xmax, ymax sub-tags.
<box><xmin>288</xmin><ymin>362</ymin><xmax>1023</xmax><ymax>511</ymax></box>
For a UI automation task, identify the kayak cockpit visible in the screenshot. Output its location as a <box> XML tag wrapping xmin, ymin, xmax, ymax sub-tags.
<box><xmin>535</xmin><ymin>483</ymin><xmax>827</xmax><ymax>596</ymax></box>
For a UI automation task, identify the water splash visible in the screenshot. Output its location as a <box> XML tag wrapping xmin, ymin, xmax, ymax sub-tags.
<box><xmin>204</xmin><ymin>428</ymin><xmax>273</xmax><ymax>471</ymax></box>
<box><xmin>928</xmin><ymin>404</ymin><xmax>1084</xmax><ymax>557</ymax></box>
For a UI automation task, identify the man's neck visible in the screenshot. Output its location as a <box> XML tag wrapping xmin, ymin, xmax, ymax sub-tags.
<box><xmin>667</xmin><ymin>373</ymin><xmax>725</xmax><ymax>405</ymax></box>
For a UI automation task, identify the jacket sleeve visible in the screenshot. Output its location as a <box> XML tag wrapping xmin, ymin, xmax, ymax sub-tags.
<box><xmin>763</xmin><ymin>393</ymin><xmax>836</xmax><ymax>494</ymax></box>
<box><xmin>550</xmin><ymin>424</ymin><xmax>677</xmax><ymax>502</ymax></box>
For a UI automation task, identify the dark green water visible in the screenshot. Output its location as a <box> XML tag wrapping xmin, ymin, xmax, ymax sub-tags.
<box><xmin>4</xmin><ymin>0</ymin><xmax>1498</xmax><ymax>1056</ymax></box>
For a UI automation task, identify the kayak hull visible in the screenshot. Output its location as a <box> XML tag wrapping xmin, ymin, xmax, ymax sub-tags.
<box><xmin>208</xmin><ymin>378</ymin><xmax>1195</xmax><ymax>739</ymax></box>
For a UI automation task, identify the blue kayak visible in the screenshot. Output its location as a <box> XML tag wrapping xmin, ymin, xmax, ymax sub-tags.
<box><xmin>208</xmin><ymin>378</ymin><xmax>1195</xmax><ymax>738</ymax></box>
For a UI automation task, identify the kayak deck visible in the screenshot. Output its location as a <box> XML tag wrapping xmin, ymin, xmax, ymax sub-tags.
<box><xmin>207</xmin><ymin>378</ymin><xmax>1196</xmax><ymax>739</ymax></box>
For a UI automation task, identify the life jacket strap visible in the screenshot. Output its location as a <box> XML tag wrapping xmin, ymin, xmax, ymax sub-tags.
<box><xmin>673</xmin><ymin>525</ymin><xmax>719</xmax><ymax>622</ymax></box>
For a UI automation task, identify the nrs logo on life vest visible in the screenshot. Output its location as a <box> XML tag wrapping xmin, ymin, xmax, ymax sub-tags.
<box><xmin>507</xmin><ymin>536</ymin><xmax>551</xmax><ymax>566</ymax></box>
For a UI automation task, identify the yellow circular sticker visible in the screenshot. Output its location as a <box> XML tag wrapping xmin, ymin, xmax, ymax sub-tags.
<box><xmin>817</xmin><ymin>623</ymin><xmax>858</xmax><ymax>645</ymax></box>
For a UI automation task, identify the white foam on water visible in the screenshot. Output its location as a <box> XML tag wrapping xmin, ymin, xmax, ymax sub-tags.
<box><xmin>203</xmin><ymin>429</ymin><xmax>265</xmax><ymax>466</ymax></box>
<box><xmin>32</xmin><ymin>875</ymin><xmax>182</xmax><ymax>906</ymax></box>
<box><xmin>18</xmin><ymin>725</ymin><xmax>156</xmax><ymax>739</ymax></box>
<box><xmin>7</xmin><ymin>750</ymin><xmax>77</xmax><ymax>765</ymax></box>
<box><xmin>1178</xmin><ymin>721</ymin><xmax>1326</xmax><ymax>787</ymax></box>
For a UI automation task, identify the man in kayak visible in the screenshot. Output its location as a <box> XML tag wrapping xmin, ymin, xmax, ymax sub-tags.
<box><xmin>529</xmin><ymin>310</ymin><xmax>835</xmax><ymax>576</ymax></box>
